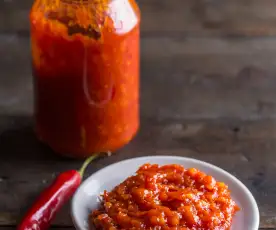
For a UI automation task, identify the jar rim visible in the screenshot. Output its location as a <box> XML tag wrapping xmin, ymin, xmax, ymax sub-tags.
<box><xmin>60</xmin><ymin>0</ymin><xmax>117</xmax><ymax>4</ymax></box>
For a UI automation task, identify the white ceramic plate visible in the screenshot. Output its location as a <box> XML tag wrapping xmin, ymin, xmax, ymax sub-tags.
<box><xmin>71</xmin><ymin>156</ymin><xmax>259</xmax><ymax>230</ymax></box>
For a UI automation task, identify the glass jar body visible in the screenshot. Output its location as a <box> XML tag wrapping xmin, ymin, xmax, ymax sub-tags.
<box><xmin>30</xmin><ymin>0</ymin><xmax>140</xmax><ymax>158</ymax></box>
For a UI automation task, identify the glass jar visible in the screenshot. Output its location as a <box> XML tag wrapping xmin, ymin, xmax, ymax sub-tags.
<box><xmin>30</xmin><ymin>0</ymin><xmax>140</xmax><ymax>158</ymax></box>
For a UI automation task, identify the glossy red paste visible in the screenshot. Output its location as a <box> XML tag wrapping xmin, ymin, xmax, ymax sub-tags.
<box><xmin>30</xmin><ymin>0</ymin><xmax>140</xmax><ymax>157</ymax></box>
<box><xmin>91</xmin><ymin>164</ymin><xmax>240</xmax><ymax>230</ymax></box>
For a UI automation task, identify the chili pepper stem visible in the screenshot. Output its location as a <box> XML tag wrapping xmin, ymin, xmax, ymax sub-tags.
<box><xmin>78</xmin><ymin>154</ymin><xmax>98</xmax><ymax>178</ymax></box>
<box><xmin>78</xmin><ymin>151</ymin><xmax>111</xmax><ymax>178</ymax></box>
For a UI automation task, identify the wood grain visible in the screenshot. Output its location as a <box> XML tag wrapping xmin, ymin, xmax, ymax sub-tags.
<box><xmin>0</xmin><ymin>116</ymin><xmax>276</xmax><ymax>228</ymax></box>
<box><xmin>0</xmin><ymin>227</ymin><xmax>76</xmax><ymax>230</ymax></box>
<box><xmin>3</xmin><ymin>0</ymin><xmax>276</xmax><ymax>36</ymax></box>
<box><xmin>2</xmin><ymin>35</ymin><xmax>276</xmax><ymax>119</ymax></box>
<box><xmin>1</xmin><ymin>0</ymin><xmax>276</xmax><ymax>229</ymax></box>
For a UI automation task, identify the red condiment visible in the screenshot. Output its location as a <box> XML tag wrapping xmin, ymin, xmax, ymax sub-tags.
<box><xmin>91</xmin><ymin>164</ymin><xmax>240</xmax><ymax>230</ymax></box>
<box><xmin>30</xmin><ymin>0</ymin><xmax>140</xmax><ymax>158</ymax></box>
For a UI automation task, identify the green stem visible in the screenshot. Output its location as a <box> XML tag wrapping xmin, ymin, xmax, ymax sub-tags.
<box><xmin>78</xmin><ymin>154</ymin><xmax>99</xmax><ymax>178</ymax></box>
<box><xmin>78</xmin><ymin>151</ymin><xmax>111</xmax><ymax>178</ymax></box>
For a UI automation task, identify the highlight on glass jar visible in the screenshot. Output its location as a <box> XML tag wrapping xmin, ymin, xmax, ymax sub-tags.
<box><xmin>30</xmin><ymin>0</ymin><xmax>141</xmax><ymax>158</ymax></box>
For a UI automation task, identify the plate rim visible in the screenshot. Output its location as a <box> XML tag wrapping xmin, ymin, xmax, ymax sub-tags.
<box><xmin>71</xmin><ymin>155</ymin><xmax>260</xmax><ymax>230</ymax></box>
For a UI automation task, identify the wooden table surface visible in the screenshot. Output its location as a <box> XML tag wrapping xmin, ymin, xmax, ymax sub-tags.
<box><xmin>1</xmin><ymin>0</ymin><xmax>276</xmax><ymax>229</ymax></box>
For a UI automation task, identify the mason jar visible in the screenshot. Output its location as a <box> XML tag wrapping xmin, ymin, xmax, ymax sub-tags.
<box><xmin>30</xmin><ymin>0</ymin><xmax>140</xmax><ymax>158</ymax></box>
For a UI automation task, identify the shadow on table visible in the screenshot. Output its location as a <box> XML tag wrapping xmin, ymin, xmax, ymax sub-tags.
<box><xmin>0</xmin><ymin>115</ymin><xmax>80</xmax><ymax>226</ymax></box>
<box><xmin>0</xmin><ymin>115</ymin><xmax>71</xmax><ymax>162</ymax></box>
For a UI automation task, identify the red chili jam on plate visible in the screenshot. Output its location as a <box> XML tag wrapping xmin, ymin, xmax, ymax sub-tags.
<box><xmin>91</xmin><ymin>164</ymin><xmax>240</xmax><ymax>230</ymax></box>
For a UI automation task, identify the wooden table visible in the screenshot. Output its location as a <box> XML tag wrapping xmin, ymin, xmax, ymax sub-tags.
<box><xmin>1</xmin><ymin>0</ymin><xmax>276</xmax><ymax>229</ymax></box>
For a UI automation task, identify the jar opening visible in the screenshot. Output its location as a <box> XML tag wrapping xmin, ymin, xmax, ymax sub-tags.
<box><xmin>42</xmin><ymin>0</ymin><xmax>110</xmax><ymax>39</ymax></box>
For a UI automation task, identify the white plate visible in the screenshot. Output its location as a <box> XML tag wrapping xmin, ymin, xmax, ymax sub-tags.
<box><xmin>71</xmin><ymin>156</ymin><xmax>259</xmax><ymax>230</ymax></box>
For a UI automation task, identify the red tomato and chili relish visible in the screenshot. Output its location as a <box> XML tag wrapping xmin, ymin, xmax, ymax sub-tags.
<box><xmin>91</xmin><ymin>164</ymin><xmax>240</xmax><ymax>230</ymax></box>
<box><xmin>30</xmin><ymin>0</ymin><xmax>140</xmax><ymax>158</ymax></box>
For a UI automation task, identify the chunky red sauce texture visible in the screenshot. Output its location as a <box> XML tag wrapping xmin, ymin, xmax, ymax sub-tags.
<box><xmin>30</xmin><ymin>0</ymin><xmax>140</xmax><ymax>157</ymax></box>
<box><xmin>91</xmin><ymin>164</ymin><xmax>239</xmax><ymax>230</ymax></box>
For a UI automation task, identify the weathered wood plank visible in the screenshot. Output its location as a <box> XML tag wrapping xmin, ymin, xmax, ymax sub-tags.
<box><xmin>0</xmin><ymin>116</ymin><xmax>276</xmax><ymax>227</ymax></box>
<box><xmin>2</xmin><ymin>35</ymin><xmax>276</xmax><ymax>119</ymax></box>
<box><xmin>0</xmin><ymin>227</ymin><xmax>76</xmax><ymax>230</ymax></box>
<box><xmin>3</xmin><ymin>0</ymin><xmax>276</xmax><ymax>36</ymax></box>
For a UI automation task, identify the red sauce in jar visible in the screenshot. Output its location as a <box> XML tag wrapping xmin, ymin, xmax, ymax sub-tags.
<box><xmin>30</xmin><ymin>0</ymin><xmax>140</xmax><ymax>157</ymax></box>
<box><xmin>91</xmin><ymin>164</ymin><xmax>240</xmax><ymax>230</ymax></box>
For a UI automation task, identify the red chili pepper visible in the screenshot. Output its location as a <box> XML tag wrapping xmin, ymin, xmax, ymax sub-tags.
<box><xmin>17</xmin><ymin>154</ymin><xmax>102</xmax><ymax>230</ymax></box>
